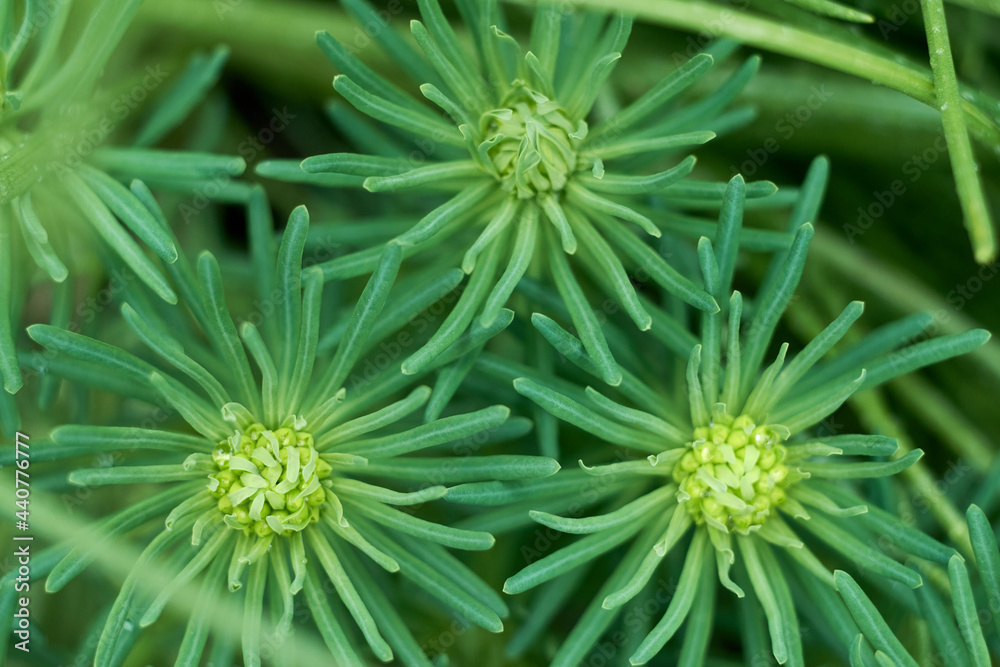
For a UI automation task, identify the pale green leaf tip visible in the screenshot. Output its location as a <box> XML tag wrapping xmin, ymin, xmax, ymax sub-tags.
<box><xmin>25</xmin><ymin>324</ymin><xmax>45</xmax><ymax>342</ymax></box>
<box><xmin>605</xmin><ymin>368</ymin><xmax>623</xmax><ymax>387</ymax></box>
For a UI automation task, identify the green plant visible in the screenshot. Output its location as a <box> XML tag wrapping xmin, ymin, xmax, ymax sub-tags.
<box><xmin>10</xmin><ymin>200</ymin><xmax>561</xmax><ymax>665</ymax></box>
<box><xmin>0</xmin><ymin>0</ymin><xmax>242</xmax><ymax>434</ymax></box>
<box><xmin>0</xmin><ymin>0</ymin><xmax>998</xmax><ymax>665</ymax></box>
<box><xmin>480</xmin><ymin>174</ymin><xmax>987</xmax><ymax>665</ymax></box>
<box><xmin>261</xmin><ymin>0</ymin><xmax>775</xmax><ymax>386</ymax></box>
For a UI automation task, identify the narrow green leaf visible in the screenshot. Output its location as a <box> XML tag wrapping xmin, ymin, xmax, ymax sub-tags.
<box><xmin>92</xmin><ymin>148</ymin><xmax>246</xmax><ymax>181</ymax></box>
<box><xmin>242</xmin><ymin>553</ymin><xmax>268</xmax><ymax>667</ymax></box>
<box><xmin>410</xmin><ymin>18</ymin><xmax>483</xmax><ymax>112</ymax></box>
<box><xmin>767</xmin><ymin>301</ymin><xmax>864</xmax><ymax>410</ymax></box>
<box><xmin>364</xmin><ymin>161</ymin><xmax>482</xmax><ymax>192</ymax></box>
<box><xmin>578</xmin><ymin>156</ymin><xmax>696</xmax><ymax>195</ymax></box>
<box><xmin>351</xmin><ymin>515</ymin><xmax>503</xmax><ymax>632</ymax></box>
<box><xmin>322</xmin><ymin>516</ymin><xmax>399</xmax><ymax>574</ymax></box>
<box><xmin>95</xmin><ymin>514</ymin><xmax>196</xmax><ymax>665</ymax></box>
<box><xmin>122</xmin><ymin>303</ymin><xmax>229</xmax><ymax>408</ymax></box>
<box><xmin>305</xmin><ymin>529</ymin><xmax>393</xmax><ymax>661</ymax></box>
<box><xmin>740</xmin><ymin>223</ymin><xmax>813</xmax><ymax>400</ymax></box>
<box><xmin>401</xmin><ymin>231</ymin><xmax>502</xmax><ymax>375</ymax></box>
<box><xmin>175</xmin><ymin>546</ymin><xmax>228</xmax><ymax>666</ymax></box>
<box><xmin>544</xmin><ymin>227</ymin><xmax>622</xmax><ymax>385</ymax></box>
<box><xmin>135</xmin><ymin>46</ymin><xmax>230</xmax><ymax>146</ymax></box>
<box><xmin>584</xmin><ymin>386</ymin><xmax>688</xmax><ymax>444</ymax></box>
<box><xmin>948</xmin><ymin>554</ymin><xmax>991</xmax><ymax>665</ymax></box>
<box><xmin>739</xmin><ymin>535</ymin><xmax>789</xmax><ymax>664</ymax></box>
<box><xmin>150</xmin><ymin>373</ymin><xmax>229</xmax><ymax>441</ymax></box>
<box><xmin>463</xmin><ymin>197</ymin><xmax>520</xmax><ymax>273</ymax></box>
<box><xmin>776</xmin><ymin>370</ymin><xmax>865</xmax><ymax>434</ymax></box>
<box><xmin>504</xmin><ymin>509</ymin><xmax>654</xmax><ymax>595</ymax></box>
<box><xmin>49</xmin><ymin>425</ymin><xmax>208</xmax><ymax>453</ymax></box>
<box><xmin>0</xmin><ymin>209</ymin><xmax>22</xmax><ymax>393</ymax></box>
<box><xmin>68</xmin><ymin>465</ymin><xmax>205</xmax><ymax>486</ymax></box>
<box><xmin>425</xmin><ymin>348</ymin><xmax>480</xmax><ymax>422</ymax></box>
<box><xmin>320</xmin><ymin>386</ymin><xmax>430</xmax><ymax>448</ymax></box>
<box><xmin>588</xmin><ymin>53</ymin><xmax>713</xmax><ymax>142</ymax></box>
<box><xmin>14</xmin><ymin>194</ymin><xmax>67</xmax><ymax>282</ymax></box>
<box><xmin>583</xmin><ymin>131</ymin><xmax>715</xmax><ymax>160</ymax></box>
<box><xmin>480</xmin><ymin>204</ymin><xmax>538</xmax><ymax>327</ymax></box>
<box><xmin>530</xmin><ymin>486</ymin><xmax>674</xmax><ymax>535</ymax></box>
<box><xmin>334</xmin><ymin>75</ymin><xmax>464</xmax><ymax>146</ymax></box>
<box><xmin>860</xmin><ymin>329</ymin><xmax>991</xmax><ymax>390</ymax></box>
<box><xmin>835</xmin><ymin>570</ymin><xmax>921</xmax><ymax>667</ymax></box>
<box><xmin>336</xmin><ymin>543</ymin><xmax>434</xmax><ymax>667</ymax></box>
<box><xmin>285</xmin><ymin>268</ymin><xmax>324</xmax><ymax>413</ymax></box>
<box><xmin>274</xmin><ymin>205</ymin><xmax>310</xmax><ymax>382</ymax></box>
<box><xmin>678</xmin><ymin>548</ymin><xmax>717</xmax><ymax>667</ymax></box>
<box><xmin>795</xmin><ymin>312</ymin><xmax>932</xmax><ymax>394</ymax></box>
<box><xmin>197</xmin><ymin>251</ymin><xmax>261</xmax><ymax>416</ymax></box>
<box><xmin>799</xmin><ymin>513</ymin><xmax>923</xmax><ymax>589</ymax></box>
<box><xmin>362</xmin><ymin>455</ymin><xmax>559</xmax><ymax>483</ymax></box>
<box><xmin>239</xmin><ymin>322</ymin><xmax>279</xmax><ymax>428</ymax></box>
<box><xmin>79</xmin><ymin>165</ymin><xmax>181</xmax><ymax>263</ymax></box>
<box><xmin>335</xmin><ymin>405</ymin><xmax>510</xmax><ymax>458</ymax></box>
<box><xmin>397</xmin><ymin>182</ymin><xmax>497</xmax><ymax>247</ymax></box>
<box><xmin>514</xmin><ymin>378</ymin><xmax>661</xmax><ymax>451</ymax></box>
<box><xmin>630</xmin><ymin>529</ymin><xmax>709</xmax><ymax>664</ymax></box>
<box><xmin>566</xmin><ymin>182</ymin><xmax>660</xmax><ymax>238</ymax></box>
<box><xmin>63</xmin><ymin>172</ymin><xmax>176</xmax><ymax>303</ymax></box>
<box><xmin>799</xmin><ymin>449</ymin><xmax>923</xmax><ymax>479</ymax></box>
<box><xmin>257</xmin><ymin>159</ymin><xmax>364</xmax><ymax>187</ymax></box>
<box><xmin>333</xmin><ymin>478</ymin><xmax>447</xmax><ymax>506</ymax></box>
<box><xmin>570</xmin><ymin>207</ymin><xmax>651</xmax><ymax>331</ymax></box>
<box><xmin>316</xmin><ymin>28</ymin><xmax>436</xmax><ymax>113</ymax></box>
<box><xmin>303</xmin><ymin>563</ymin><xmax>363</xmax><ymax>664</ymax></box>
<box><xmin>590</xmin><ymin>210</ymin><xmax>718</xmax><ymax>313</ymax></box>
<box><xmin>967</xmin><ymin>505</ymin><xmax>1000</xmax><ymax>638</ymax></box>
<box><xmin>343</xmin><ymin>496</ymin><xmax>494</xmax><ymax>550</ymax></box>
<box><xmin>812</xmin><ymin>434</ymin><xmax>898</xmax><ymax>457</ymax></box>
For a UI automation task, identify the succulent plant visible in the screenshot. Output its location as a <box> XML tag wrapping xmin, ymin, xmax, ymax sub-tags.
<box><xmin>0</xmin><ymin>0</ymin><xmax>998</xmax><ymax>665</ymax></box>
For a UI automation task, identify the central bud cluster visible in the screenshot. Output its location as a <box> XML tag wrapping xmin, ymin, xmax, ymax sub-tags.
<box><xmin>482</xmin><ymin>87</ymin><xmax>586</xmax><ymax>199</ymax></box>
<box><xmin>673</xmin><ymin>413</ymin><xmax>792</xmax><ymax>534</ymax></box>
<box><xmin>209</xmin><ymin>420</ymin><xmax>331</xmax><ymax>538</ymax></box>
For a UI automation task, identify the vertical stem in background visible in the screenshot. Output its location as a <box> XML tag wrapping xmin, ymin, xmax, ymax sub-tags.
<box><xmin>851</xmin><ymin>385</ymin><xmax>973</xmax><ymax>558</ymax></box>
<box><xmin>920</xmin><ymin>0</ymin><xmax>997</xmax><ymax>263</ymax></box>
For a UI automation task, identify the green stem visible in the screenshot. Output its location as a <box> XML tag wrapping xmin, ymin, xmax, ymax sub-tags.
<box><xmin>811</xmin><ymin>226</ymin><xmax>1000</xmax><ymax>386</ymax></box>
<box><xmin>516</xmin><ymin>0</ymin><xmax>1000</xmax><ymax>261</ymax></box>
<box><xmin>849</xmin><ymin>387</ymin><xmax>973</xmax><ymax>559</ymax></box>
<box><xmin>919</xmin><ymin>0</ymin><xmax>997</xmax><ymax>262</ymax></box>
<box><xmin>520</xmin><ymin>0</ymin><xmax>1000</xmax><ymax>146</ymax></box>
